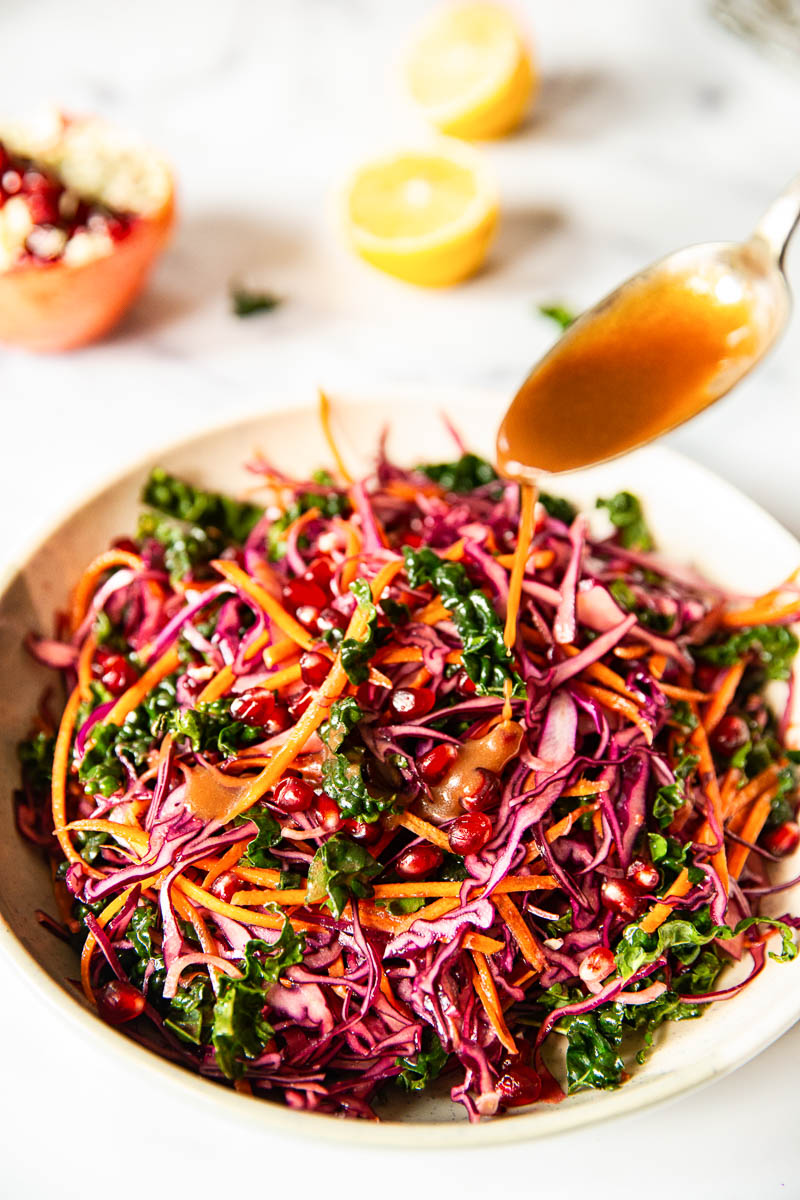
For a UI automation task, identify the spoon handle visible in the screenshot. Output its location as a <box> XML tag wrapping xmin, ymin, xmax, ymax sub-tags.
<box><xmin>753</xmin><ymin>175</ymin><xmax>800</xmax><ymax>269</ymax></box>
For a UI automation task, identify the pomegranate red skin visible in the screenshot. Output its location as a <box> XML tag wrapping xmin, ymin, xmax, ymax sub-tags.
<box><xmin>448</xmin><ymin>812</ymin><xmax>492</xmax><ymax>855</ymax></box>
<box><xmin>418</xmin><ymin>743</ymin><xmax>459</xmax><ymax>786</ymax></box>
<box><xmin>763</xmin><ymin>820</ymin><xmax>800</xmax><ymax>858</ymax></box>
<box><xmin>210</xmin><ymin>872</ymin><xmax>240</xmax><ymax>903</ymax></box>
<box><xmin>389</xmin><ymin>687</ymin><xmax>436</xmax><ymax>720</ymax></box>
<box><xmin>0</xmin><ymin>190</ymin><xmax>175</xmax><ymax>352</ymax></box>
<box><xmin>230</xmin><ymin>689</ymin><xmax>276</xmax><ymax>726</ymax></box>
<box><xmin>628</xmin><ymin>860</ymin><xmax>660</xmax><ymax>891</ymax></box>
<box><xmin>396</xmin><ymin>844</ymin><xmax>443</xmax><ymax>878</ymax></box>
<box><xmin>314</xmin><ymin>793</ymin><xmax>343</xmax><ymax>833</ymax></box>
<box><xmin>600</xmin><ymin>877</ymin><xmax>641</xmax><ymax>916</ymax></box>
<box><xmin>711</xmin><ymin>714</ymin><xmax>750</xmax><ymax>756</ymax></box>
<box><xmin>274</xmin><ymin>776</ymin><xmax>316</xmax><ymax>813</ymax></box>
<box><xmin>299</xmin><ymin>651</ymin><xmax>330</xmax><ymax>688</ymax></box>
<box><xmin>344</xmin><ymin>819</ymin><xmax>383</xmax><ymax>845</ymax></box>
<box><xmin>96</xmin><ymin>979</ymin><xmax>146</xmax><ymax>1025</ymax></box>
<box><xmin>496</xmin><ymin>1063</ymin><xmax>542</xmax><ymax>1107</ymax></box>
<box><xmin>461</xmin><ymin>768</ymin><xmax>501</xmax><ymax>813</ymax></box>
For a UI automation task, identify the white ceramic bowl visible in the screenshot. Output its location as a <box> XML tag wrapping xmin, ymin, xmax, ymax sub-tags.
<box><xmin>2</xmin><ymin>391</ymin><xmax>799</xmax><ymax>1148</ymax></box>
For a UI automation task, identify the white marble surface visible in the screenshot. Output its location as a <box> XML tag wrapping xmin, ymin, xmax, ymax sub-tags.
<box><xmin>2</xmin><ymin>0</ymin><xmax>800</xmax><ymax>1195</ymax></box>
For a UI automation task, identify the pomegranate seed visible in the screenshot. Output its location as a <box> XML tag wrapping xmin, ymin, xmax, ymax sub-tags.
<box><xmin>711</xmin><ymin>714</ymin><xmax>750</xmax><ymax>756</ymax></box>
<box><xmin>112</xmin><ymin>536</ymin><xmax>139</xmax><ymax>555</ymax></box>
<box><xmin>317</xmin><ymin>606</ymin><xmax>347</xmax><ymax>637</ymax></box>
<box><xmin>418</xmin><ymin>743</ymin><xmax>459</xmax><ymax>785</ymax></box>
<box><xmin>695</xmin><ymin>664</ymin><xmax>720</xmax><ymax>692</ymax></box>
<box><xmin>396</xmin><ymin>844</ymin><xmax>444</xmax><ymax>878</ymax></box>
<box><xmin>448</xmin><ymin>812</ymin><xmax>492</xmax><ymax>856</ymax></box>
<box><xmin>0</xmin><ymin>145</ymin><xmax>7</xmax><ymax>174</ymax></box>
<box><xmin>27</xmin><ymin>191</ymin><xmax>61</xmax><ymax>225</ymax></box>
<box><xmin>94</xmin><ymin>651</ymin><xmax>138</xmax><ymax>696</ymax></box>
<box><xmin>389</xmin><ymin>687</ymin><xmax>436</xmax><ymax>720</ymax></box>
<box><xmin>314</xmin><ymin>793</ymin><xmax>343</xmax><ymax>832</ymax></box>
<box><xmin>288</xmin><ymin>688</ymin><xmax>314</xmax><ymax>719</ymax></box>
<box><xmin>403</xmin><ymin>532</ymin><xmax>423</xmax><ymax>548</ymax></box>
<box><xmin>600</xmin><ymin>877</ymin><xmax>641</xmax><ymax>916</ymax></box>
<box><xmin>211</xmin><ymin>872</ymin><xmax>240</xmax><ymax>903</ymax></box>
<box><xmin>454</xmin><ymin>669</ymin><xmax>477</xmax><ymax>696</ymax></box>
<box><xmin>764</xmin><ymin>820</ymin><xmax>800</xmax><ymax>858</ymax></box>
<box><xmin>578</xmin><ymin>945</ymin><xmax>616</xmax><ymax>988</ymax></box>
<box><xmin>628</xmin><ymin>860</ymin><xmax>660</xmax><ymax>891</ymax></box>
<box><xmin>295</xmin><ymin>604</ymin><xmax>321</xmax><ymax>632</ymax></box>
<box><xmin>274</xmin><ymin>776</ymin><xmax>316</xmax><ymax>813</ymax></box>
<box><xmin>496</xmin><ymin>1063</ymin><xmax>542</xmax><ymax>1107</ymax></box>
<box><xmin>345</xmin><ymin>819</ymin><xmax>383</xmax><ymax>845</ymax></box>
<box><xmin>282</xmin><ymin>578</ymin><xmax>328</xmax><ymax>613</ymax></box>
<box><xmin>461</xmin><ymin>768</ymin><xmax>500</xmax><ymax>813</ymax></box>
<box><xmin>96</xmin><ymin>979</ymin><xmax>145</xmax><ymax>1025</ymax></box>
<box><xmin>105</xmin><ymin>215</ymin><xmax>131</xmax><ymax>242</ymax></box>
<box><xmin>299</xmin><ymin>651</ymin><xmax>330</xmax><ymax>687</ymax></box>
<box><xmin>2</xmin><ymin>170</ymin><xmax>21</xmax><ymax>195</ymax></box>
<box><xmin>303</xmin><ymin>558</ymin><xmax>333</xmax><ymax>590</ymax></box>
<box><xmin>230</xmin><ymin>689</ymin><xmax>276</xmax><ymax>726</ymax></box>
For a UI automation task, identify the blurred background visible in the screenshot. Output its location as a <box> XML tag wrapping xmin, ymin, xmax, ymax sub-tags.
<box><xmin>3</xmin><ymin>4</ymin><xmax>800</xmax><ymax>1193</ymax></box>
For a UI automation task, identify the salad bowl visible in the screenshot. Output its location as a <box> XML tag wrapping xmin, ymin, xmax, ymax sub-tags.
<box><xmin>1</xmin><ymin>389</ymin><xmax>798</xmax><ymax>1147</ymax></box>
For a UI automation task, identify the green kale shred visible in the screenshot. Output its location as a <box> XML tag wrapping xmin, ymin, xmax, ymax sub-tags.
<box><xmin>417</xmin><ymin>452</ymin><xmax>500</xmax><ymax>494</ymax></box>
<box><xmin>402</xmin><ymin>545</ymin><xmax>522</xmax><ymax>697</ymax></box>
<box><xmin>596</xmin><ymin>491</ymin><xmax>654</xmax><ymax>552</ymax></box>
<box><xmin>142</xmin><ymin>467</ymin><xmax>263</xmax><ymax>544</ymax></box>
<box><xmin>306</xmin><ymin>835</ymin><xmax>381</xmax><ymax>918</ymax></box>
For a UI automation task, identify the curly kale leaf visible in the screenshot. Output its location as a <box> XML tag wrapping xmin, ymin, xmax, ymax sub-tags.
<box><xmin>396</xmin><ymin>1031</ymin><xmax>448</xmax><ymax>1091</ymax></box>
<box><xmin>417</xmin><ymin>453</ymin><xmax>500</xmax><ymax>494</ymax></box>
<box><xmin>596</xmin><ymin>491</ymin><xmax>654</xmax><ymax>552</ymax></box>
<box><xmin>211</xmin><ymin>925</ymin><xmax>305</xmax><ymax>1079</ymax></box>
<box><xmin>652</xmin><ymin>751</ymin><xmax>699</xmax><ymax>829</ymax></box>
<box><xmin>142</xmin><ymin>467</ymin><xmax>263</xmax><ymax>544</ymax></box>
<box><xmin>320</xmin><ymin>751</ymin><xmax>395</xmax><ymax>823</ymax></box>
<box><xmin>306</xmin><ymin>836</ymin><xmax>381</xmax><ymax>918</ymax></box>
<box><xmin>339</xmin><ymin>579</ymin><xmax>383</xmax><ymax>686</ymax></box>
<box><xmin>403</xmin><ymin>546</ymin><xmax>522</xmax><ymax>697</ymax></box>
<box><xmin>697</xmin><ymin>624</ymin><xmax>799</xmax><ymax>682</ymax></box>
<box><xmin>159</xmin><ymin>697</ymin><xmax>264</xmax><ymax>756</ymax></box>
<box><xmin>319</xmin><ymin>696</ymin><xmax>363</xmax><ymax>752</ymax></box>
<box><xmin>267</xmin><ymin>488</ymin><xmax>350</xmax><ymax>561</ymax></box>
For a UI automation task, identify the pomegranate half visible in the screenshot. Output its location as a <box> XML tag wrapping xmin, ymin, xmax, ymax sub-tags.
<box><xmin>0</xmin><ymin>112</ymin><xmax>174</xmax><ymax>351</ymax></box>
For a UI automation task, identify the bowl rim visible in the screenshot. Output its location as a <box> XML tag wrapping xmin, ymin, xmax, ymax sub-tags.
<box><xmin>2</xmin><ymin>388</ymin><xmax>799</xmax><ymax>1149</ymax></box>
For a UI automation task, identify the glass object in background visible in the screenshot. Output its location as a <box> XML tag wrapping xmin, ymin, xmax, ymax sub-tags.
<box><xmin>711</xmin><ymin>0</ymin><xmax>800</xmax><ymax>61</ymax></box>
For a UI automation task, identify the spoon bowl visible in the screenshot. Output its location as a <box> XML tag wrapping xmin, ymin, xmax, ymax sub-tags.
<box><xmin>497</xmin><ymin>178</ymin><xmax>800</xmax><ymax>479</ymax></box>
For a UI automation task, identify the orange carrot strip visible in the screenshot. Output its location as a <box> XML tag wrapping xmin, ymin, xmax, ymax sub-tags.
<box><xmin>62</xmin><ymin>818</ymin><xmax>149</xmax><ymax>856</ymax></box>
<box><xmin>561</xmin><ymin>779</ymin><xmax>610</xmax><ymax>798</ymax></box>
<box><xmin>175</xmin><ymin>877</ymin><xmax>318</xmax><ymax>934</ymax></box>
<box><xmin>70</xmin><ymin>548</ymin><xmax>142</xmax><ymax>633</ymax></box>
<box><xmin>105</xmin><ymin>645</ymin><xmax>181</xmax><ymax>726</ymax></box>
<box><xmin>232</xmin><ymin>875</ymin><xmax>560</xmax><ymax>907</ymax></box>
<box><xmin>197</xmin><ymin>629</ymin><xmax>274</xmax><ymax>704</ymax></box>
<box><xmin>723</xmin><ymin>765</ymin><xmax>779</xmax><ymax>821</ymax></box>
<box><xmin>562</xmin><ymin>644</ymin><xmax>641</xmax><ymax>705</ymax></box>
<box><xmin>613</xmin><ymin>643</ymin><xmax>650</xmax><ymax>660</ymax></box>
<box><xmin>648</xmin><ymin>653</ymin><xmax>668</xmax><ymax>680</ymax></box>
<box><xmin>415</xmin><ymin>600</ymin><xmax>451</xmax><ymax>626</ymax></box>
<box><xmin>263</xmin><ymin>638</ymin><xmax>298</xmax><ymax>668</ymax></box>
<box><xmin>51</xmin><ymin>686</ymin><xmax>99</xmax><ymax>870</ymax></box>
<box><xmin>690</xmin><ymin>719</ymin><xmax>729</xmax><ymax>895</ymax></box>
<box><xmin>702</xmin><ymin>661</ymin><xmax>745</xmax><ymax>734</ymax></box>
<box><xmin>223</xmin><ymin>559</ymin><xmax>404</xmax><ymax>822</ymax></box>
<box><xmin>660</xmin><ymin>683</ymin><xmax>709</xmax><ymax>702</ymax></box>
<box><xmin>202</xmin><ymin>841</ymin><xmax>246</xmax><ymax>891</ymax></box>
<box><xmin>728</xmin><ymin>792</ymin><xmax>773</xmax><ymax>879</ymax></box>
<box><xmin>318</xmin><ymin>389</ymin><xmax>353</xmax><ymax>483</ymax></box>
<box><xmin>211</xmin><ymin>559</ymin><xmax>315</xmax><ymax>651</ymax></box>
<box><xmin>256</xmin><ymin>662</ymin><xmax>303</xmax><ymax>692</ymax></box>
<box><xmin>396</xmin><ymin>811</ymin><xmax>451</xmax><ymax>851</ymax></box>
<box><xmin>495</xmin><ymin>549</ymin><xmax>555</xmax><ymax>570</ymax></box>
<box><xmin>495</xmin><ymin>893</ymin><xmax>546</xmax><ymax>972</ymax></box>
<box><xmin>721</xmin><ymin>597</ymin><xmax>800</xmax><ymax>628</ymax></box>
<box><xmin>470</xmin><ymin>952</ymin><xmax>517</xmax><ymax>1054</ymax></box>
<box><xmin>464</xmin><ymin>934</ymin><xmax>505</xmax><ymax>955</ymax></box>
<box><xmin>639</xmin><ymin>869</ymin><xmax>694</xmax><ymax>935</ymax></box>
<box><xmin>574</xmin><ymin>682</ymin><xmax>653</xmax><ymax>744</ymax></box>
<box><xmin>76</xmin><ymin>633</ymin><xmax>97</xmax><ymax>702</ymax></box>
<box><xmin>337</xmin><ymin>518</ymin><xmax>362</xmax><ymax>591</ymax></box>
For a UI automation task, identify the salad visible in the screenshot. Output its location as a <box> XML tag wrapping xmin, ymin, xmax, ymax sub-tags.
<box><xmin>16</xmin><ymin>407</ymin><xmax>800</xmax><ymax>1121</ymax></box>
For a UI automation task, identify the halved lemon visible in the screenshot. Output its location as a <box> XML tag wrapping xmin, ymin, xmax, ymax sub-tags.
<box><xmin>344</xmin><ymin>145</ymin><xmax>498</xmax><ymax>287</ymax></box>
<box><xmin>405</xmin><ymin>2</ymin><xmax>536</xmax><ymax>140</ymax></box>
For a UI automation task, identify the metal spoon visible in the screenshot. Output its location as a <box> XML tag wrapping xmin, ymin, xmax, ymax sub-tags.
<box><xmin>496</xmin><ymin>177</ymin><xmax>800</xmax><ymax>480</ymax></box>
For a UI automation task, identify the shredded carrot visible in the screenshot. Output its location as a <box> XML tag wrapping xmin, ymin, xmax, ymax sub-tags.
<box><xmin>561</xmin><ymin>779</ymin><xmax>610</xmax><ymax>798</ymax></box>
<box><xmin>69</xmin><ymin>548</ymin><xmax>142</xmax><ymax>633</ymax></box>
<box><xmin>496</xmin><ymin>549</ymin><xmax>555</xmax><ymax>571</ymax></box>
<box><xmin>105</xmin><ymin>645</ymin><xmax>181</xmax><ymax>726</ymax></box>
<box><xmin>728</xmin><ymin>792</ymin><xmax>773</xmax><ymax>880</ymax></box>
<box><xmin>336</xmin><ymin>517</ymin><xmax>362</xmax><ymax>591</ymax></box>
<box><xmin>690</xmin><ymin>718</ymin><xmax>729</xmax><ymax>895</ymax></box>
<box><xmin>464</xmin><ymin>934</ymin><xmax>505</xmax><ymax>955</ymax></box>
<box><xmin>660</xmin><ymin>683</ymin><xmax>709</xmax><ymax>702</ymax></box>
<box><xmin>495</xmin><ymin>893</ymin><xmax>546</xmax><ymax>972</ymax></box>
<box><xmin>284</xmin><ymin>505</ymin><xmax>320</xmax><ymax>543</ymax></box>
<box><xmin>470</xmin><ymin>952</ymin><xmax>517</xmax><ymax>1054</ymax></box>
<box><xmin>318</xmin><ymin>389</ymin><xmax>353</xmax><ymax>483</ymax></box>
<box><xmin>396</xmin><ymin>811</ymin><xmax>451</xmax><ymax>851</ymax></box>
<box><xmin>202</xmin><ymin>841</ymin><xmax>246</xmax><ymax>891</ymax></box>
<box><xmin>263</xmin><ymin>638</ymin><xmax>298</xmax><ymax>668</ymax></box>
<box><xmin>721</xmin><ymin>597</ymin><xmax>800</xmax><ymax>628</ymax></box>
<box><xmin>702</xmin><ymin>661</ymin><xmax>745</xmax><ymax>734</ymax></box>
<box><xmin>76</xmin><ymin>633</ymin><xmax>97</xmax><ymax>701</ymax></box>
<box><xmin>62</xmin><ymin>818</ymin><xmax>149</xmax><ymax>856</ymax></box>
<box><xmin>723</xmin><ymin>764</ymin><xmax>780</xmax><ymax>821</ymax></box>
<box><xmin>613</xmin><ymin>643</ymin><xmax>650</xmax><ymax>660</ymax></box>
<box><xmin>574</xmin><ymin>682</ymin><xmax>653</xmax><ymax>744</ymax></box>
<box><xmin>233</xmin><ymin>874</ymin><xmax>559</xmax><ymax>907</ymax></box>
<box><xmin>562</xmin><ymin>644</ymin><xmax>642</xmax><ymax>705</ymax></box>
<box><xmin>51</xmin><ymin>686</ymin><xmax>97</xmax><ymax>870</ymax></box>
<box><xmin>256</xmin><ymin>662</ymin><xmax>302</xmax><ymax>692</ymax></box>
<box><xmin>639</xmin><ymin>869</ymin><xmax>694</xmax><ymax>935</ymax></box>
<box><xmin>175</xmin><ymin>877</ymin><xmax>318</xmax><ymax>934</ymax></box>
<box><xmin>222</xmin><ymin>560</ymin><xmax>404</xmax><ymax>822</ymax></box>
<box><xmin>211</xmin><ymin>560</ymin><xmax>315</xmax><ymax>651</ymax></box>
<box><xmin>648</xmin><ymin>653</ymin><xmax>668</xmax><ymax>680</ymax></box>
<box><xmin>415</xmin><ymin>600</ymin><xmax>451</xmax><ymax>626</ymax></box>
<box><xmin>440</xmin><ymin>540</ymin><xmax>465</xmax><ymax>562</ymax></box>
<box><xmin>197</xmin><ymin>629</ymin><xmax>274</xmax><ymax>704</ymax></box>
